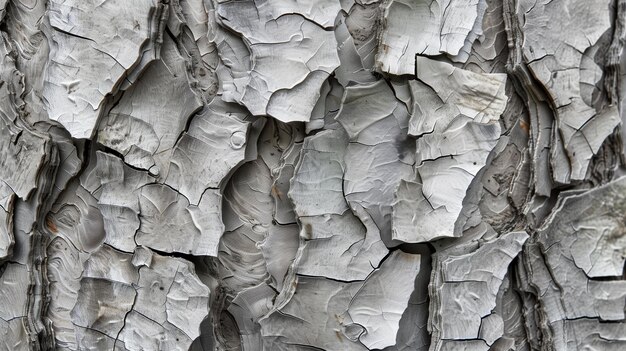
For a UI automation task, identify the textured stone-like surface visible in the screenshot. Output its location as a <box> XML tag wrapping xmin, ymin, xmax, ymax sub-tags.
<box><xmin>0</xmin><ymin>0</ymin><xmax>625</xmax><ymax>350</ymax></box>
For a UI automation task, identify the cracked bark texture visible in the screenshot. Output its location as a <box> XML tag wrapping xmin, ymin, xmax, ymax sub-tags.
<box><xmin>0</xmin><ymin>0</ymin><xmax>625</xmax><ymax>350</ymax></box>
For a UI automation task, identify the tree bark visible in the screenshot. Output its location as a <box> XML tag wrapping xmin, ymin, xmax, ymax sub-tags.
<box><xmin>0</xmin><ymin>0</ymin><xmax>624</xmax><ymax>350</ymax></box>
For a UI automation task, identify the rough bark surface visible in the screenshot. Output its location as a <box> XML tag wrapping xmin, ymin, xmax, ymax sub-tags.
<box><xmin>0</xmin><ymin>0</ymin><xmax>625</xmax><ymax>350</ymax></box>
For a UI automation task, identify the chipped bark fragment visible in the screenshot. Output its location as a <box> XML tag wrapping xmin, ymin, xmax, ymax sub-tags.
<box><xmin>0</xmin><ymin>182</ymin><xmax>15</xmax><ymax>260</ymax></box>
<box><xmin>260</xmin><ymin>250</ymin><xmax>421</xmax><ymax>351</ymax></box>
<box><xmin>136</xmin><ymin>183</ymin><xmax>222</xmax><ymax>255</ymax></box>
<box><xmin>515</xmin><ymin>177</ymin><xmax>626</xmax><ymax>350</ymax></box>
<box><xmin>429</xmin><ymin>231</ymin><xmax>528</xmax><ymax>350</ymax></box>
<box><xmin>71</xmin><ymin>278</ymin><xmax>137</xmax><ymax>339</ymax></box>
<box><xmin>296</xmin><ymin>206</ymin><xmax>388</xmax><ymax>281</ymax></box>
<box><xmin>165</xmin><ymin>100</ymin><xmax>251</xmax><ymax>205</ymax></box>
<box><xmin>289</xmin><ymin>127</ymin><xmax>388</xmax><ymax>281</ymax></box>
<box><xmin>97</xmin><ymin>34</ymin><xmax>203</xmax><ymax>178</ymax></box>
<box><xmin>214</xmin><ymin>0</ymin><xmax>340</xmax><ymax>122</ymax></box>
<box><xmin>213</xmin><ymin>119</ymin><xmax>303</xmax><ymax>349</ymax></box>
<box><xmin>347</xmin><ymin>250</ymin><xmax>421</xmax><ymax>349</ymax></box>
<box><xmin>43</xmin><ymin>0</ymin><xmax>166</xmax><ymax>139</ymax></box>
<box><xmin>505</xmin><ymin>0</ymin><xmax>621</xmax><ymax>182</ymax></box>
<box><xmin>338</xmin><ymin>79</ymin><xmax>415</xmax><ymax>243</ymax></box>
<box><xmin>0</xmin><ymin>55</ymin><xmax>51</xmax><ymax>201</ymax></box>
<box><xmin>289</xmin><ymin>128</ymin><xmax>350</xmax><ymax>217</ymax></box>
<box><xmin>376</xmin><ymin>0</ymin><xmax>485</xmax><ymax>75</ymax></box>
<box><xmin>71</xmin><ymin>245</ymin><xmax>210</xmax><ymax>350</ymax></box>
<box><xmin>392</xmin><ymin>58</ymin><xmax>507</xmax><ymax>243</ymax></box>
<box><xmin>89</xmin><ymin>150</ymin><xmax>226</xmax><ymax>256</ymax></box>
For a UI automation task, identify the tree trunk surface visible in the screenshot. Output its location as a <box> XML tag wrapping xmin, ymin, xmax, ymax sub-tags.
<box><xmin>0</xmin><ymin>0</ymin><xmax>625</xmax><ymax>350</ymax></box>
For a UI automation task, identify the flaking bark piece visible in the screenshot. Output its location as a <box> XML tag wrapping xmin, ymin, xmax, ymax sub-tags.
<box><xmin>347</xmin><ymin>250</ymin><xmax>422</xmax><ymax>349</ymax></box>
<box><xmin>70</xmin><ymin>278</ymin><xmax>137</xmax><ymax>340</ymax></box>
<box><xmin>43</xmin><ymin>0</ymin><xmax>166</xmax><ymax>138</ymax></box>
<box><xmin>289</xmin><ymin>128</ymin><xmax>387</xmax><ymax>281</ymax></box>
<box><xmin>165</xmin><ymin>100</ymin><xmax>251</xmax><ymax>206</ymax></box>
<box><xmin>289</xmin><ymin>128</ymin><xmax>350</xmax><ymax>217</ymax></box>
<box><xmin>392</xmin><ymin>58</ymin><xmax>507</xmax><ymax>243</ymax></box>
<box><xmin>509</xmin><ymin>0</ymin><xmax>619</xmax><ymax>182</ymax></box>
<box><xmin>89</xmin><ymin>150</ymin><xmax>225</xmax><ymax>256</ymax></box>
<box><xmin>296</xmin><ymin>204</ymin><xmax>388</xmax><ymax>282</ymax></box>
<box><xmin>97</xmin><ymin>35</ymin><xmax>203</xmax><ymax>179</ymax></box>
<box><xmin>375</xmin><ymin>0</ymin><xmax>485</xmax><ymax>75</ymax></box>
<box><xmin>136</xmin><ymin>183</ymin><xmax>223</xmax><ymax>256</ymax></box>
<box><xmin>0</xmin><ymin>182</ymin><xmax>15</xmax><ymax>260</ymax></box>
<box><xmin>214</xmin><ymin>119</ymin><xmax>302</xmax><ymax>349</ymax></box>
<box><xmin>260</xmin><ymin>250</ymin><xmax>421</xmax><ymax>350</ymax></box>
<box><xmin>537</xmin><ymin>177</ymin><xmax>626</xmax><ymax>300</ymax></box>
<box><xmin>0</xmin><ymin>103</ymin><xmax>50</xmax><ymax>201</ymax></box>
<box><xmin>337</xmin><ymin>80</ymin><xmax>415</xmax><ymax>243</ymax></box>
<box><xmin>214</xmin><ymin>0</ymin><xmax>340</xmax><ymax>122</ymax></box>
<box><xmin>72</xmin><ymin>246</ymin><xmax>210</xmax><ymax>350</ymax></box>
<box><xmin>428</xmin><ymin>231</ymin><xmax>528</xmax><ymax>350</ymax></box>
<box><xmin>518</xmin><ymin>178</ymin><xmax>626</xmax><ymax>349</ymax></box>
